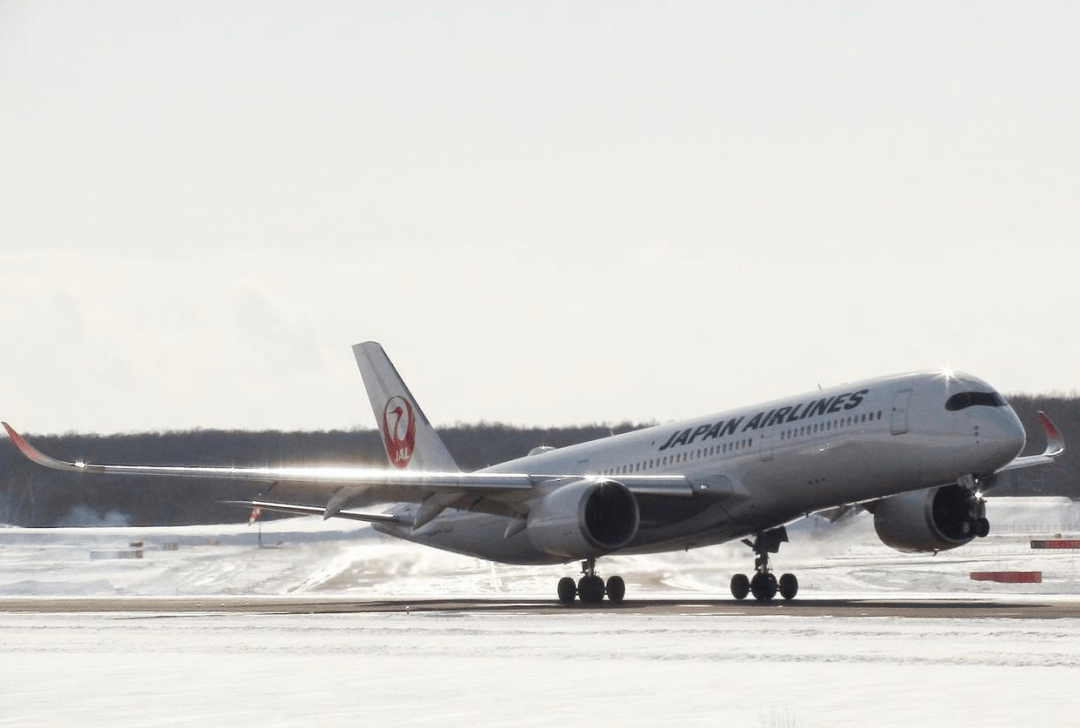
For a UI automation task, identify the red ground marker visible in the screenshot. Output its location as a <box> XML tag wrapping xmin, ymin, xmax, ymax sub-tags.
<box><xmin>970</xmin><ymin>571</ymin><xmax>1042</xmax><ymax>583</ymax></box>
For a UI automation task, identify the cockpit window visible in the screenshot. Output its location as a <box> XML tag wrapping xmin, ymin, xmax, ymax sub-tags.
<box><xmin>945</xmin><ymin>391</ymin><xmax>1006</xmax><ymax>411</ymax></box>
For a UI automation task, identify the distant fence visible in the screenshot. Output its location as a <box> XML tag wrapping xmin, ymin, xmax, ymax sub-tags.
<box><xmin>986</xmin><ymin>522</ymin><xmax>1080</xmax><ymax>536</ymax></box>
<box><xmin>90</xmin><ymin>550</ymin><xmax>143</xmax><ymax>560</ymax></box>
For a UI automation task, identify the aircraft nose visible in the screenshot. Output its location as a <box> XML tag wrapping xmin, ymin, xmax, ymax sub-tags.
<box><xmin>993</xmin><ymin>406</ymin><xmax>1027</xmax><ymax>464</ymax></box>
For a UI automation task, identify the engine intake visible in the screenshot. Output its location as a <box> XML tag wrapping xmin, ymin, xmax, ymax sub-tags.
<box><xmin>527</xmin><ymin>479</ymin><xmax>640</xmax><ymax>560</ymax></box>
<box><xmin>873</xmin><ymin>484</ymin><xmax>987</xmax><ymax>553</ymax></box>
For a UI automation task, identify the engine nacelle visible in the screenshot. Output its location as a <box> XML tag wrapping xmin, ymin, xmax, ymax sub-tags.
<box><xmin>527</xmin><ymin>479</ymin><xmax>640</xmax><ymax>560</ymax></box>
<box><xmin>873</xmin><ymin>484</ymin><xmax>986</xmax><ymax>553</ymax></box>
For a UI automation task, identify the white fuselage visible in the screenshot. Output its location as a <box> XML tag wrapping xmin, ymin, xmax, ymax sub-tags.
<box><xmin>375</xmin><ymin>371</ymin><xmax>1026</xmax><ymax>564</ymax></box>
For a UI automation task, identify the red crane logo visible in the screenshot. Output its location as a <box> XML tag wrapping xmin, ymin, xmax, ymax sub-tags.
<box><xmin>382</xmin><ymin>396</ymin><xmax>417</xmax><ymax>468</ymax></box>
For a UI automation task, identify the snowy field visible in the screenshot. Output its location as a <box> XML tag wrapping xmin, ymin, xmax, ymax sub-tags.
<box><xmin>2</xmin><ymin>498</ymin><xmax>1080</xmax><ymax>727</ymax></box>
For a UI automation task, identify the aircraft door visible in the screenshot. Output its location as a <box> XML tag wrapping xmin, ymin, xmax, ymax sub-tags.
<box><xmin>759</xmin><ymin>425</ymin><xmax>776</xmax><ymax>461</ymax></box>
<box><xmin>891</xmin><ymin>389</ymin><xmax>912</xmax><ymax>435</ymax></box>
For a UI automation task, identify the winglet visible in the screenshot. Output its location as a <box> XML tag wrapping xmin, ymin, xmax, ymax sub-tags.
<box><xmin>1037</xmin><ymin>411</ymin><xmax>1065</xmax><ymax>458</ymax></box>
<box><xmin>995</xmin><ymin>411</ymin><xmax>1065</xmax><ymax>474</ymax></box>
<box><xmin>2</xmin><ymin>422</ymin><xmax>84</xmax><ymax>473</ymax></box>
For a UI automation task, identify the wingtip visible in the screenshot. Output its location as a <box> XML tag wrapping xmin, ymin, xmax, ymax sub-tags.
<box><xmin>0</xmin><ymin>422</ymin><xmax>70</xmax><ymax>470</ymax></box>
<box><xmin>2</xmin><ymin>422</ymin><xmax>28</xmax><ymax>451</ymax></box>
<box><xmin>1036</xmin><ymin>411</ymin><xmax>1065</xmax><ymax>456</ymax></box>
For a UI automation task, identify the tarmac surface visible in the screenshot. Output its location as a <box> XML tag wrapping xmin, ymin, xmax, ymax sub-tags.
<box><xmin>3</xmin><ymin>595</ymin><xmax>1080</xmax><ymax>618</ymax></box>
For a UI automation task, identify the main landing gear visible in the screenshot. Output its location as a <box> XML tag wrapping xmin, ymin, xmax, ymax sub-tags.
<box><xmin>730</xmin><ymin>527</ymin><xmax>799</xmax><ymax>603</ymax></box>
<box><xmin>558</xmin><ymin>558</ymin><xmax>626</xmax><ymax>605</ymax></box>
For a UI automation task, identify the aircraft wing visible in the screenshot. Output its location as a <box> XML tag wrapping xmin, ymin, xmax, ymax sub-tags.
<box><xmin>995</xmin><ymin>412</ymin><xmax>1065</xmax><ymax>474</ymax></box>
<box><xmin>2</xmin><ymin>423</ymin><xmax>694</xmax><ymax>523</ymax></box>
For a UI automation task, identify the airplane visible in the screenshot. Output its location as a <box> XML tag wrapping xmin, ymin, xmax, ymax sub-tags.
<box><xmin>2</xmin><ymin>342</ymin><xmax>1065</xmax><ymax>604</ymax></box>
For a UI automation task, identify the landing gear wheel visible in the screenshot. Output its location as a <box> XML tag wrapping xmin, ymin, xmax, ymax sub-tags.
<box><xmin>606</xmin><ymin>575</ymin><xmax>626</xmax><ymax>604</ymax></box>
<box><xmin>741</xmin><ymin>528</ymin><xmax>797</xmax><ymax>602</ymax></box>
<box><xmin>557</xmin><ymin>577</ymin><xmax>577</xmax><ymax>605</ymax></box>
<box><xmin>975</xmin><ymin>517</ymin><xmax>990</xmax><ymax>538</ymax></box>
<box><xmin>750</xmin><ymin>572</ymin><xmax>778</xmax><ymax>602</ymax></box>
<box><xmin>730</xmin><ymin>573</ymin><xmax>750</xmax><ymax>600</ymax></box>
<box><xmin>778</xmin><ymin>573</ymin><xmax>799</xmax><ymax>601</ymax></box>
<box><xmin>578</xmin><ymin>575</ymin><xmax>605</xmax><ymax>604</ymax></box>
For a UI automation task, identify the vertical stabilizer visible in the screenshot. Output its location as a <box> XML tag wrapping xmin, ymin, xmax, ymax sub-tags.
<box><xmin>353</xmin><ymin>342</ymin><xmax>460</xmax><ymax>472</ymax></box>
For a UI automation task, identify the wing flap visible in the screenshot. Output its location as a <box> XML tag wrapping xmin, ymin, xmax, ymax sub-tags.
<box><xmin>223</xmin><ymin>499</ymin><xmax>407</xmax><ymax>525</ymax></box>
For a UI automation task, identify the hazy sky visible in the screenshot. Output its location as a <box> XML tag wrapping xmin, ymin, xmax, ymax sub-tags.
<box><xmin>2</xmin><ymin>2</ymin><xmax>1078</xmax><ymax>435</ymax></box>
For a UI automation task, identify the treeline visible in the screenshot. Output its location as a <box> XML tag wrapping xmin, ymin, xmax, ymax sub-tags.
<box><xmin>1</xmin><ymin>396</ymin><xmax>1077</xmax><ymax>528</ymax></box>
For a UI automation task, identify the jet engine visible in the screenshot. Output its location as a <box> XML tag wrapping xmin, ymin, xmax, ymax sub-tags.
<box><xmin>872</xmin><ymin>484</ymin><xmax>989</xmax><ymax>553</ymax></box>
<box><xmin>527</xmin><ymin>479</ymin><xmax>640</xmax><ymax>560</ymax></box>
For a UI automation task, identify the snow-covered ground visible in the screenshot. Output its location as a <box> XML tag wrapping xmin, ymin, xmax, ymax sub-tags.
<box><xmin>2</xmin><ymin>497</ymin><xmax>1079</xmax><ymax>600</ymax></box>
<box><xmin>2</xmin><ymin>498</ymin><xmax>1080</xmax><ymax>727</ymax></box>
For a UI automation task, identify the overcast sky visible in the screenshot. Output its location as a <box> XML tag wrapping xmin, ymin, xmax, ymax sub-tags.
<box><xmin>2</xmin><ymin>2</ymin><xmax>1078</xmax><ymax>435</ymax></box>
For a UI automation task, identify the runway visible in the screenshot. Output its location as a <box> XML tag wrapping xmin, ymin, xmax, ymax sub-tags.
<box><xmin>3</xmin><ymin>602</ymin><xmax>1080</xmax><ymax>728</ymax></box>
<box><xmin>4</xmin><ymin>594</ymin><xmax>1080</xmax><ymax>618</ymax></box>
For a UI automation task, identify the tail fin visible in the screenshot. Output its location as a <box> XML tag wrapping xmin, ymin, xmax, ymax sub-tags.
<box><xmin>352</xmin><ymin>341</ymin><xmax>460</xmax><ymax>472</ymax></box>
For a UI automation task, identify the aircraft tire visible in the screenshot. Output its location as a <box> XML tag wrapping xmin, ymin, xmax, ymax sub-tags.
<box><xmin>558</xmin><ymin>577</ymin><xmax>577</xmax><ymax>604</ymax></box>
<box><xmin>730</xmin><ymin>573</ymin><xmax>750</xmax><ymax>600</ymax></box>
<box><xmin>975</xmin><ymin>517</ymin><xmax>990</xmax><ymax>538</ymax></box>
<box><xmin>606</xmin><ymin>575</ymin><xmax>626</xmax><ymax>603</ymax></box>
<box><xmin>750</xmin><ymin>572</ymin><xmax>778</xmax><ymax>602</ymax></box>
<box><xmin>578</xmin><ymin>575</ymin><xmax>606</xmax><ymax>604</ymax></box>
<box><xmin>779</xmin><ymin>573</ymin><xmax>798</xmax><ymax>601</ymax></box>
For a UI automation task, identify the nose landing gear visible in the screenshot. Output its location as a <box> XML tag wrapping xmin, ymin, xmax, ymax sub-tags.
<box><xmin>557</xmin><ymin>558</ymin><xmax>626</xmax><ymax>605</ymax></box>
<box><xmin>958</xmin><ymin>474</ymin><xmax>992</xmax><ymax>539</ymax></box>
<box><xmin>730</xmin><ymin>527</ymin><xmax>799</xmax><ymax>603</ymax></box>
